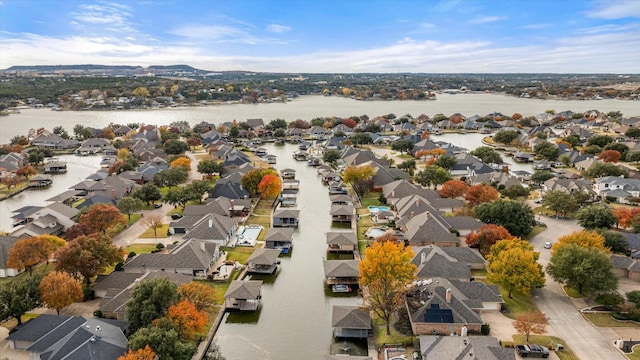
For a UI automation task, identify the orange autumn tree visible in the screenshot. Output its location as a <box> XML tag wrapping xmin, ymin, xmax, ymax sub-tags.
<box><xmin>258</xmin><ymin>173</ymin><xmax>282</xmax><ymax>199</ymax></box>
<box><xmin>79</xmin><ymin>203</ymin><xmax>127</xmax><ymax>234</ymax></box>
<box><xmin>7</xmin><ymin>237</ymin><xmax>51</xmax><ymax>275</ymax></box>
<box><xmin>439</xmin><ymin>179</ymin><xmax>469</xmax><ymax>198</ymax></box>
<box><xmin>39</xmin><ymin>271</ymin><xmax>83</xmax><ymax>315</ymax></box>
<box><xmin>513</xmin><ymin>311</ymin><xmax>549</xmax><ymax>342</ymax></box>
<box><xmin>465</xmin><ymin>184</ymin><xmax>500</xmax><ymax>207</ymax></box>
<box><xmin>465</xmin><ymin>224</ymin><xmax>514</xmax><ymax>256</ymax></box>
<box><xmin>170</xmin><ymin>156</ymin><xmax>192</xmax><ymax>170</ymax></box>
<box><xmin>598</xmin><ymin>149</ymin><xmax>621</xmax><ymax>163</ymax></box>
<box><xmin>613</xmin><ymin>207</ymin><xmax>640</xmax><ymax>229</ymax></box>
<box><xmin>166</xmin><ymin>300</ymin><xmax>208</xmax><ymax>339</ymax></box>
<box><xmin>178</xmin><ymin>282</ymin><xmax>216</xmax><ymax>311</ymax></box>
<box><xmin>118</xmin><ymin>345</ymin><xmax>156</xmax><ymax>360</ymax></box>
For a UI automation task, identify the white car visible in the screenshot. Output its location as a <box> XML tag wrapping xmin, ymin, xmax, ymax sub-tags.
<box><xmin>544</xmin><ymin>242</ymin><xmax>552</xmax><ymax>249</ymax></box>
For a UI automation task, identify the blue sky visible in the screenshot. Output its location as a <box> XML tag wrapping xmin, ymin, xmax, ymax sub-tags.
<box><xmin>1</xmin><ymin>0</ymin><xmax>639</xmax><ymax>73</ymax></box>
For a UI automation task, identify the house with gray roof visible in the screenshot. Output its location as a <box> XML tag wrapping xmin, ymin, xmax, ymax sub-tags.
<box><xmin>208</xmin><ymin>175</ymin><xmax>250</xmax><ymax>200</ymax></box>
<box><xmin>450</xmin><ymin>153</ymin><xmax>495</xmax><ymax>177</ymax></box>
<box><xmin>123</xmin><ymin>239</ymin><xmax>220</xmax><ymax>278</ymax></box>
<box><xmin>593</xmin><ymin>176</ymin><xmax>640</xmax><ymax>202</ymax></box>
<box><xmin>402</xmin><ymin>212</ymin><xmax>459</xmax><ymax>247</ymax></box>
<box><xmin>0</xmin><ymin>235</ymin><xmax>19</xmax><ymax>277</ymax></box>
<box><xmin>326</xmin><ymin>231</ymin><xmax>358</xmax><ymax>252</ymax></box>
<box><xmin>331</xmin><ymin>204</ymin><xmax>354</xmax><ymax>223</ymax></box>
<box><xmin>418</xmin><ymin>335</ymin><xmax>515</xmax><ymax>360</ymax></box>
<box><xmin>331</xmin><ymin>306</ymin><xmax>372</xmax><ymax>339</ymax></box>
<box><xmin>406</xmin><ymin>286</ymin><xmax>485</xmax><ymax>335</ymax></box>
<box><xmin>178</xmin><ymin>213</ymin><xmax>239</xmax><ymax>246</ymax></box>
<box><xmin>323</xmin><ymin>259</ymin><xmax>360</xmax><ymax>287</ymax></box>
<box><xmin>246</xmin><ymin>248</ymin><xmax>281</xmax><ymax>274</ymax></box>
<box><xmin>224</xmin><ymin>280</ymin><xmax>263</xmax><ymax>311</ymax></box>
<box><xmin>273</xmin><ymin>208</ymin><xmax>300</xmax><ymax>227</ymax></box>
<box><xmin>6</xmin><ymin>314</ymin><xmax>127</xmax><ymax>360</ymax></box>
<box><xmin>264</xmin><ymin>227</ymin><xmax>294</xmax><ymax>254</ymax></box>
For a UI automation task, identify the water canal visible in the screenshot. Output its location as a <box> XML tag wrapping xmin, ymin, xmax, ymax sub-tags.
<box><xmin>214</xmin><ymin>143</ymin><xmax>364</xmax><ymax>360</ymax></box>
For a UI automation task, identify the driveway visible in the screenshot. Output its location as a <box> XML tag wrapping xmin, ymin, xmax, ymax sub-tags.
<box><xmin>530</xmin><ymin>216</ymin><xmax>628</xmax><ymax>360</ymax></box>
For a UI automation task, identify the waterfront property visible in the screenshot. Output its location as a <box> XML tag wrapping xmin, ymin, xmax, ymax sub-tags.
<box><xmin>331</xmin><ymin>306</ymin><xmax>372</xmax><ymax>339</ymax></box>
<box><xmin>331</xmin><ymin>204</ymin><xmax>354</xmax><ymax>223</ymax></box>
<box><xmin>43</xmin><ymin>161</ymin><xmax>67</xmax><ymax>174</ymax></box>
<box><xmin>246</xmin><ymin>248</ymin><xmax>281</xmax><ymax>274</ymax></box>
<box><xmin>323</xmin><ymin>259</ymin><xmax>360</xmax><ymax>288</ymax></box>
<box><xmin>28</xmin><ymin>174</ymin><xmax>52</xmax><ymax>188</ymax></box>
<box><xmin>273</xmin><ymin>208</ymin><xmax>300</xmax><ymax>227</ymax></box>
<box><xmin>224</xmin><ymin>280</ymin><xmax>263</xmax><ymax>311</ymax></box>
<box><xmin>264</xmin><ymin>227</ymin><xmax>294</xmax><ymax>254</ymax></box>
<box><xmin>326</xmin><ymin>231</ymin><xmax>358</xmax><ymax>253</ymax></box>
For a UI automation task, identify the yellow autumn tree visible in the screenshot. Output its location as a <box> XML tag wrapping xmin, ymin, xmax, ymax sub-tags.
<box><xmin>359</xmin><ymin>241</ymin><xmax>416</xmax><ymax>335</ymax></box>
<box><xmin>117</xmin><ymin>345</ymin><xmax>156</xmax><ymax>360</ymax></box>
<box><xmin>487</xmin><ymin>238</ymin><xmax>545</xmax><ymax>298</ymax></box>
<box><xmin>554</xmin><ymin>230</ymin><xmax>610</xmax><ymax>253</ymax></box>
<box><xmin>170</xmin><ymin>156</ymin><xmax>191</xmax><ymax>171</ymax></box>
<box><xmin>39</xmin><ymin>271</ymin><xmax>83</xmax><ymax>315</ymax></box>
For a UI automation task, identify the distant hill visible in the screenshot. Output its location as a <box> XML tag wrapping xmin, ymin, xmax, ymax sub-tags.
<box><xmin>1</xmin><ymin>64</ymin><xmax>218</xmax><ymax>76</ymax></box>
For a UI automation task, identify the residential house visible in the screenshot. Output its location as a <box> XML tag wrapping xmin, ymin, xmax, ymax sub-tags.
<box><xmin>331</xmin><ymin>204</ymin><xmax>354</xmax><ymax>223</ymax></box>
<box><xmin>330</xmin><ymin>194</ymin><xmax>354</xmax><ymax>206</ymax></box>
<box><xmin>174</xmin><ymin>213</ymin><xmax>239</xmax><ymax>245</ymax></box>
<box><xmin>43</xmin><ymin>160</ymin><xmax>68</xmax><ymax>174</ymax></box>
<box><xmin>417</xmin><ymin>335</ymin><xmax>515</xmax><ymax>360</ymax></box>
<box><xmin>224</xmin><ymin>280</ymin><xmax>263</xmax><ymax>311</ymax></box>
<box><xmin>0</xmin><ymin>235</ymin><xmax>19</xmax><ymax>277</ymax></box>
<box><xmin>75</xmin><ymin>138</ymin><xmax>111</xmax><ymax>155</ymax></box>
<box><xmin>5</xmin><ymin>314</ymin><xmax>127</xmax><ymax>360</ymax></box>
<box><xmin>326</xmin><ymin>231</ymin><xmax>358</xmax><ymax>252</ymax></box>
<box><xmin>11</xmin><ymin>202</ymin><xmax>79</xmax><ymax>238</ymax></box>
<box><xmin>246</xmin><ymin>248</ymin><xmax>281</xmax><ymax>274</ymax></box>
<box><xmin>593</xmin><ymin>176</ymin><xmax>640</xmax><ymax>202</ymax></box>
<box><xmin>450</xmin><ymin>153</ymin><xmax>495</xmax><ymax>177</ymax></box>
<box><xmin>401</xmin><ymin>212</ymin><xmax>460</xmax><ymax>247</ymax></box>
<box><xmin>264</xmin><ymin>227</ymin><xmax>294</xmax><ymax>254</ymax></box>
<box><xmin>309</xmin><ymin>125</ymin><xmax>331</xmax><ymax>139</ymax></box>
<box><xmin>412</xmin><ymin>246</ymin><xmax>485</xmax><ymax>281</ymax></box>
<box><xmin>113</xmin><ymin>125</ymin><xmax>133</xmax><ymax>137</ymax></box>
<box><xmin>98</xmin><ymin>272</ymin><xmax>192</xmax><ymax>320</ymax></box>
<box><xmin>208</xmin><ymin>175</ymin><xmax>250</xmax><ymax>200</ymax></box>
<box><xmin>610</xmin><ymin>255</ymin><xmax>640</xmax><ymax>281</ymax></box>
<box><xmin>123</xmin><ymin>239</ymin><xmax>220</xmax><ymax>278</ymax></box>
<box><xmin>331</xmin><ymin>306</ymin><xmax>372</xmax><ymax>339</ymax></box>
<box><xmin>137</xmin><ymin>157</ymin><xmax>169</xmax><ymax>179</ymax></box>
<box><xmin>323</xmin><ymin>259</ymin><xmax>360</xmax><ymax>287</ymax></box>
<box><xmin>0</xmin><ymin>153</ymin><xmax>26</xmax><ymax>174</ymax></box>
<box><xmin>543</xmin><ymin>178</ymin><xmax>594</xmax><ymax>198</ymax></box>
<box><xmin>273</xmin><ymin>208</ymin><xmax>300</xmax><ymax>227</ymax></box>
<box><xmin>31</xmin><ymin>133</ymin><xmax>79</xmax><ymax>149</ymax></box>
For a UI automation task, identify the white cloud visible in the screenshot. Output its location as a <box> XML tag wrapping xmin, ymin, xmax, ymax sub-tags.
<box><xmin>266</xmin><ymin>24</ymin><xmax>291</xmax><ymax>33</ymax></box>
<box><xmin>519</xmin><ymin>23</ymin><xmax>552</xmax><ymax>30</ymax></box>
<box><xmin>419</xmin><ymin>22</ymin><xmax>436</xmax><ymax>29</ymax></box>
<box><xmin>71</xmin><ymin>2</ymin><xmax>136</xmax><ymax>34</ymax></box>
<box><xmin>468</xmin><ymin>16</ymin><xmax>505</xmax><ymax>24</ymax></box>
<box><xmin>586</xmin><ymin>0</ymin><xmax>640</xmax><ymax>19</ymax></box>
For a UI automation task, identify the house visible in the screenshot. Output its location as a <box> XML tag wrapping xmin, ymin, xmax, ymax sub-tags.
<box><xmin>610</xmin><ymin>255</ymin><xmax>640</xmax><ymax>281</ymax></box>
<box><xmin>326</xmin><ymin>231</ymin><xmax>358</xmax><ymax>252</ymax></box>
<box><xmin>246</xmin><ymin>248</ymin><xmax>282</xmax><ymax>274</ymax></box>
<box><xmin>5</xmin><ymin>314</ymin><xmax>127</xmax><ymax>360</ymax></box>
<box><xmin>31</xmin><ymin>133</ymin><xmax>79</xmax><ymax>149</ymax></box>
<box><xmin>323</xmin><ymin>259</ymin><xmax>360</xmax><ymax>286</ymax></box>
<box><xmin>11</xmin><ymin>213</ymin><xmax>65</xmax><ymax>238</ymax></box>
<box><xmin>0</xmin><ymin>235</ymin><xmax>20</xmax><ymax>277</ymax></box>
<box><xmin>123</xmin><ymin>239</ymin><xmax>220</xmax><ymax>278</ymax></box>
<box><xmin>450</xmin><ymin>153</ymin><xmax>495</xmax><ymax>177</ymax></box>
<box><xmin>224</xmin><ymin>280</ymin><xmax>263</xmax><ymax>311</ymax></box>
<box><xmin>43</xmin><ymin>161</ymin><xmax>68</xmax><ymax>174</ymax></box>
<box><xmin>406</xmin><ymin>286</ymin><xmax>485</xmax><ymax>335</ymax></box>
<box><xmin>174</xmin><ymin>213</ymin><xmax>239</xmax><ymax>246</ymax></box>
<box><xmin>76</xmin><ymin>138</ymin><xmax>111</xmax><ymax>155</ymax></box>
<box><xmin>412</xmin><ymin>246</ymin><xmax>486</xmax><ymax>280</ymax></box>
<box><xmin>273</xmin><ymin>208</ymin><xmax>300</xmax><ymax>227</ymax></box>
<box><xmin>28</xmin><ymin>174</ymin><xmax>52</xmax><ymax>188</ymax></box>
<box><xmin>331</xmin><ymin>204</ymin><xmax>354</xmax><ymax>223</ymax></box>
<box><xmin>331</xmin><ymin>306</ymin><xmax>372</xmax><ymax>339</ymax></box>
<box><xmin>402</xmin><ymin>212</ymin><xmax>460</xmax><ymax>247</ymax></box>
<box><xmin>417</xmin><ymin>335</ymin><xmax>515</xmax><ymax>360</ymax></box>
<box><xmin>264</xmin><ymin>227</ymin><xmax>294</xmax><ymax>254</ymax></box>
<box><xmin>329</xmin><ymin>194</ymin><xmax>353</xmax><ymax>206</ymax></box>
<box><xmin>97</xmin><ymin>272</ymin><xmax>192</xmax><ymax>320</ymax></box>
<box><xmin>593</xmin><ymin>176</ymin><xmax>640</xmax><ymax>201</ymax></box>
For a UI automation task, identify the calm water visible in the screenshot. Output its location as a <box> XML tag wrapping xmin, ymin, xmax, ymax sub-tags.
<box><xmin>0</xmin><ymin>155</ymin><xmax>101</xmax><ymax>232</ymax></box>
<box><xmin>2</xmin><ymin>94</ymin><xmax>639</xmax><ymax>144</ymax></box>
<box><xmin>214</xmin><ymin>143</ymin><xmax>363</xmax><ymax>360</ymax></box>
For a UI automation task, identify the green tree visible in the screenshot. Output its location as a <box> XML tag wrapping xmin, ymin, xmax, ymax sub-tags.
<box><xmin>626</xmin><ymin>151</ymin><xmax>640</xmax><ymax>163</ymax></box>
<box><xmin>153</xmin><ymin>167</ymin><xmax>188</xmax><ymax>187</ymax></box>
<box><xmin>530</xmin><ymin>170</ymin><xmax>555</xmax><ymax>184</ymax></box>
<box><xmin>126</xmin><ymin>278</ymin><xmax>180</xmax><ymax>333</ymax></box>
<box><xmin>391</xmin><ymin>139</ymin><xmax>414</xmax><ymax>154</ymax></box>
<box><xmin>542</xmin><ymin>190</ymin><xmax>578</xmax><ymax>217</ymax></box>
<box><xmin>351</xmin><ymin>133</ymin><xmax>373</xmax><ymax>146</ymax></box>
<box><xmin>0</xmin><ymin>274</ymin><xmax>43</xmax><ymax>325</ymax></box>
<box><xmin>229</xmin><ymin>126</ymin><xmax>240</xmax><ymax>138</ymax></box>
<box><xmin>627</xmin><ymin>290</ymin><xmax>640</xmax><ymax>307</ymax></box>
<box><xmin>603</xmin><ymin>142</ymin><xmax>629</xmax><ymax>158</ymax></box>
<box><xmin>359</xmin><ymin>241</ymin><xmax>416</xmax><ymax>335</ymax></box>
<box><xmin>587</xmin><ymin>135</ymin><xmax>614</xmax><ymax>148</ymax></box>
<box><xmin>197</xmin><ymin>159</ymin><xmax>222</xmax><ymax>178</ymax></box>
<box><xmin>625</xmin><ymin>127</ymin><xmax>640</xmax><ymax>139</ymax></box>
<box><xmin>470</xmin><ymin>146</ymin><xmax>503</xmax><ymax>164</ymax></box>
<box><xmin>434</xmin><ymin>154</ymin><xmax>457</xmax><ymax>169</ymax></box>
<box><xmin>128</xmin><ymin>319</ymin><xmax>196</xmax><ymax>360</ymax></box>
<box><xmin>547</xmin><ymin>243</ymin><xmax>617</xmax><ymax>295</ymax></box>
<box><xmin>273</xmin><ymin>128</ymin><xmax>286</xmax><ymax>138</ymax></box>
<box><xmin>266</xmin><ymin>118</ymin><xmax>287</xmax><ymax>130</ymax></box>
<box><xmin>534</xmin><ymin>141</ymin><xmax>559</xmax><ymax>160</ymax></box>
<box><xmin>575</xmin><ymin>203</ymin><xmax>617</xmax><ymax>229</ymax></box>
<box><xmin>185</xmin><ymin>180</ymin><xmax>211</xmax><ymax>204</ymax></box>
<box><xmin>595</xmin><ymin>229</ymin><xmax>629</xmax><ymax>254</ymax></box>
<box><xmin>117</xmin><ymin>196</ymin><xmax>144</xmax><ymax>220</ymax></box>
<box><xmin>414</xmin><ymin>166</ymin><xmax>451</xmax><ymax>189</ymax></box>
<box><xmin>501</xmin><ymin>184</ymin><xmax>530</xmax><ymax>199</ymax></box>
<box><xmin>164</xmin><ymin>187</ymin><xmax>191</xmax><ymax>209</ymax></box>
<box><xmin>487</xmin><ymin>238</ymin><xmax>545</xmax><ymax>298</ymax></box>
<box><xmin>474</xmin><ymin>200</ymin><xmax>536</xmax><ymax>237</ymax></box>
<box><xmin>133</xmin><ymin>183</ymin><xmax>162</xmax><ymax>205</ymax></box>
<box><xmin>322</xmin><ymin>149</ymin><xmax>341</xmax><ymax>164</ymax></box>
<box><xmin>493</xmin><ymin>129</ymin><xmax>520</xmax><ymax>144</ymax></box>
<box><xmin>563</xmin><ymin>134</ymin><xmax>581</xmax><ymax>148</ymax></box>
<box><xmin>164</xmin><ymin>139</ymin><xmax>190</xmax><ymax>155</ymax></box>
<box><xmin>583</xmin><ymin>162</ymin><xmax>627</xmax><ymax>178</ymax></box>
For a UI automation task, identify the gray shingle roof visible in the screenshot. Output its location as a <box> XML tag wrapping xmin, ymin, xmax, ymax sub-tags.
<box><xmin>331</xmin><ymin>204</ymin><xmax>354</xmax><ymax>216</ymax></box>
<box><xmin>0</xmin><ymin>235</ymin><xmax>18</xmax><ymax>268</ymax></box>
<box><xmin>264</xmin><ymin>227</ymin><xmax>294</xmax><ymax>242</ymax></box>
<box><xmin>419</xmin><ymin>335</ymin><xmax>515</xmax><ymax>360</ymax></box>
<box><xmin>323</xmin><ymin>260</ymin><xmax>360</xmax><ymax>278</ymax></box>
<box><xmin>183</xmin><ymin>214</ymin><xmax>238</xmax><ymax>242</ymax></box>
<box><xmin>224</xmin><ymin>280</ymin><xmax>263</xmax><ymax>300</ymax></box>
<box><xmin>273</xmin><ymin>209</ymin><xmax>300</xmax><ymax>218</ymax></box>
<box><xmin>124</xmin><ymin>239</ymin><xmax>218</xmax><ymax>271</ymax></box>
<box><xmin>326</xmin><ymin>232</ymin><xmax>357</xmax><ymax>245</ymax></box>
<box><xmin>331</xmin><ymin>306</ymin><xmax>372</xmax><ymax>329</ymax></box>
<box><xmin>246</xmin><ymin>248</ymin><xmax>281</xmax><ymax>265</ymax></box>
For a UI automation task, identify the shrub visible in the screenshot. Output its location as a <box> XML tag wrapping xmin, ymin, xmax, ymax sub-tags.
<box><xmin>93</xmin><ymin>310</ymin><xmax>103</xmax><ymax>318</ymax></box>
<box><xmin>595</xmin><ymin>293</ymin><xmax>624</xmax><ymax>309</ymax></box>
<box><xmin>481</xmin><ymin>324</ymin><xmax>491</xmax><ymax>335</ymax></box>
<box><xmin>128</xmin><ymin>251</ymin><xmax>137</xmax><ymax>259</ymax></box>
<box><xmin>83</xmin><ymin>288</ymin><xmax>95</xmax><ymax>301</ymax></box>
<box><xmin>114</xmin><ymin>262</ymin><xmax>124</xmax><ymax>271</ymax></box>
<box><xmin>156</xmin><ymin>243</ymin><xmax>165</xmax><ymax>249</ymax></box>
<box><xmin>627</xmin><ymin>290</ymin><xmax>640</xmax><ymax>307</ymax></box>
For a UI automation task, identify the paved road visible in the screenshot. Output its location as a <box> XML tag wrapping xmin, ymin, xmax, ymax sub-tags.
<box><xmin>530</xmin><ymin>215</ymin><xmax>628</xmax><ymax>360</ymax></box>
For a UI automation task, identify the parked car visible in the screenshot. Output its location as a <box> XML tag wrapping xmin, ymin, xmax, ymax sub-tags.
<box><xmin>171</xmin><ymin>213</ymin><xmax>183</xmax><ymax>220</ymax></box>
<box><xmin>515</xmin><ymin>344</ymin><xmax>550</xmax><ymax>358</ymax></box>
<box><xmin>544</xmin><ymin>242</ymin><xmax>552</xmax><ymax>249</ymax></box>
<box><xmin>154</xmin><ymin>203</ymin><xmax>162</xmax><ymax>208</ymax></box>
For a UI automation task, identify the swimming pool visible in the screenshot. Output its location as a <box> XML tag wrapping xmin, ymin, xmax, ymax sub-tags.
<box><xmin>365</xmin><ymin>226</ymin><xmax>389</xmax><ymax>239</ymax></box>
<box><xmin>236</xmin><ymin>225</ymin><xmax>263</xmax><ymax>246</ymax></box>
<box><xmin>367</xmin><ymin>205</ymin><xmax>391</xmax><ymax>214</ymax></box>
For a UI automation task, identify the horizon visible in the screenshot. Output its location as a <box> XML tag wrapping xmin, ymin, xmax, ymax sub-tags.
<box><xmin>1</xmin><ymin>0</ymin><xmax>640</xmax><ymax>73</ymax></box>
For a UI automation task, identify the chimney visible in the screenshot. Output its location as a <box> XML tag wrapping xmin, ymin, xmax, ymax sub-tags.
<box><xmin>410</xmin><ymin>211</ymin><xmax>415</xmax><ymax>218</ymax></box>
<box><xmin>200</xmin><ymin>240</ymin><xmax>206</xmax><ymax>252</ymax></box>
<box><xmin>425</xmin><ymin>211</ymin><xmax>430</xmax><ymax>220</ymax></box>
<box><xmin>446</xmin><ymin>288</ymin><xmax>452</xmax><ymax>303</ymax></box>
<box><xmin>208</xmin><ymin>216</ymin><xmax>213</xmax><ymax>228</ymax></box>
<box><xmin>420</xmin><ymin>252</ymin><xmax>426</xmax><ymax>265</ymax></box>
<box><xmin>415</xmin><ymin>198</ymin><xmax>420</xmax><ymax>207</ymax></box>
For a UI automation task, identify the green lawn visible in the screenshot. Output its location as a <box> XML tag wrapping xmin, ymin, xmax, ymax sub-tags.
<box><xmin>360</xmin><ymin>192</ymin><xmax>382</xmax><ymax>208</ymax></box>
<box><xmin>512</xmin><ymin>335</ymin><xmax>578</xmax><ymax>360</ymax></box>
<box><xmin>583</xmin><ymin>313</ymin><xmax>640</xmax><ymax>328</ymax></box>
<box><xmin>127</xmin><ymin>213</ymin><xmax>142</xmax><ymax>225</ymax></box>
<box><xmin>222</xmin><ymin>246</ymin><xmax>255</xmax><ymax>265</ymax></box>
<box><xmin>524</xmin><ymin>225</ymin><xmax>547</xmax><ymax>241</ymax></box>
<box><xmin>125</xmin><ymin>243</ymin><xmax>159</xmax><ymax>254</ymax></box>
<box><xmin>627</xmin><ymin>346</ymin><xmax>640</xmax><ymax>360</ymax></box>
<box><xmin>497</xmin><ymin>287</ymin><xmax>539</xmax><ymax>318</ymax></box>
<box><xmin>139</xmin><ymin>224</ymin><xmax>170</xmax><ymax>238</ymax></box>
<box><xmin>563</xmin><ymin>286</ymin><xmax>586</xmax><ymax>298</ymax></box>
<box><xmin>0</xmin><ymin>263</ymin><xmax>56</xmax><ymax>285</ymax></box>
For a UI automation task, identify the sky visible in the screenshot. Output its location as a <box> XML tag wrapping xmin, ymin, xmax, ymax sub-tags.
<box><xmin>1</xmin><ymin>0</ymin><xmax>640</xmax><ymax>73</ymax></box>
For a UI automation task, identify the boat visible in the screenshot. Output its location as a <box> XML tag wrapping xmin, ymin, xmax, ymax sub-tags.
<box><xmin>307</xmin><ymin>157</ymin><xmax>321</xmax><ymax>166</ymax></box>
<box><xmin>293</xmin><ymin>151</ymin><xmax>308</xmax><ymax>161</ymax></box>
<box><xmin>255</xmin><ymin>148</ymin><xmax>268</xmax><ymax>157</ymax></box>
<box><xmin>331</xmin><ymin>284</ymin><xmax>352</xmax><ymax>293</ymax></box>
<box><xmin>266</xmin><ymin>155</ymin><xmax>277</xmax><ymax>164</ymax></box>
